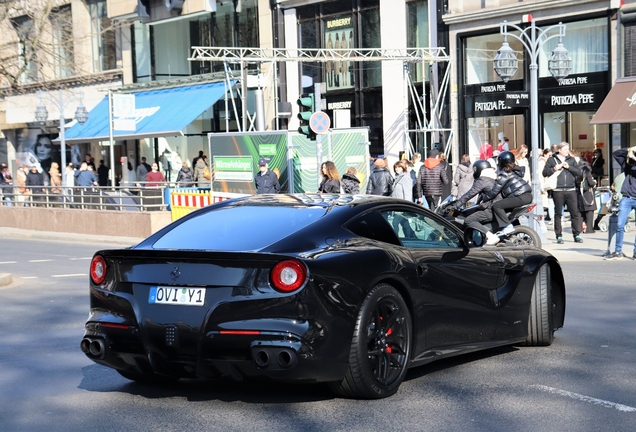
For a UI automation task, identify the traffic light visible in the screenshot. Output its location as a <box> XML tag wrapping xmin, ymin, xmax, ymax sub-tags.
<box><xmin>297</xmin><ymin>94</ymin><xmax>316</xmax><ymax>140</ymax></box>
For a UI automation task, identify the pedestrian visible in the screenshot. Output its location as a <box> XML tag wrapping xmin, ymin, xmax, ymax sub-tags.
<box><xmin>74</xmin><ymin>162</ymin><xmax>98</xmax><ymax>187</ymax></box>
<box><xmin>542</xmin><ymin>142</ymin><xmax>583</xmax><ymax>244</ymax></box>
<box><xmin>161</xmin><ymin>149</ymin><xmax>172</xmax><ymax>182</ymax></box>
<box><xmin>591</xmin><ymin>148</ymin><xmax>604</xmax><ymax>184</ymax></box>
<box><xmin>391</xmin><ymin>160</ymin><xmax>413</xmax><ymax>202</ymax></box>
<box><xmin>26</xmin><ymin>165</ymin><xmax>45</xmax><ymax>206</ymax></box>
<box><xmin>453</xmin><ymin>154</ymin><xmax>473</xmax><ymax>200</ymax></box>
<box><xmin>576</xmin><ymin>159</ymin><xmax>597</xmax><ymax>234</ymax></box>
<box><xmin>176</xmin><ymin>162</ymin><xmax>194</xmax><ymax>187</ymax></box>
<box><xmin>341</xmin><ymin>166</ymin><xmax>360</xmax><ymax>194</ymax></box>
<box><xmin>514</xmin><ymin>144</ymin><xmax>531</xmax><ymax>183</ymax></box>
<box><xmin>0</xmin><ymin>166</ymin><xmax>13</xmax><ymax>206</ymax></box>
<box><xmin>255</xmin><ymin>157</ymin><xmax>280</xmax><ymax>194</ymax></box>
<box><xmin>84</xmin><ymin>153</ymin><xmax>96</xmax><ymax>171</ymax></box>
<box><xmin>145</xmin><ymin>162</ymin><xmax>166</xmax><ymax>187</ymax></box>
<box><xmin>125</xmin><ymin>162</ymin><xmax>136</xmax><ymax>187</ymax></box>
<box><xmin>416</xmin><ymin>148</ymin><xmax>449</xmax><ymax>211</ymax></box>
<box><xmin>439</xmin><ymin>153</ymin><xmax>453</xmax><ymax>200</ymax></box>
<box><xmin>49</xmin><ymin>161</ymin><xmax>62</xmax><ymax>196</ymax></box>
<box><xmin>194</xmin><ymin>155</ymin><xmax>209</xmax><ymax>186</ymax></box>
<box><xmin>538</xmin><ymin>148</ymin><xmax>553</xmax><ymax>223</ymax></box>
<box><xmin>481</xmin><ymin>151</ymin><xmax>533</xmax><ymax>245</ymax></box>
<box><xmin>136</xmin><ymin>157</ymin><xmax>151</xmax><ymax>187</ymax></box>
<box><xmin>317</xmin><ymin>161</ymin><xmax>341</xmax><ymax>193</ymax></box>
<box><xmin>604</xmin><ymin>145</ymin><xmax>636</xmax><ymax>260</ymax></box>
<box><xmin>366</xmin><ymin>157</ymin><xmax>393</xmax><ymax>196</ymax></box>
<box><xmin>16</xmin><ymin>165</ymin><xmax>29</xmax><ymax>206</ymax></box>
<box><xmin>97</xmin><ymin>160</ymin><xmax>109</xmax><ymax>186</ymax></box>
<box><xmin>411</xmin><ymin>152</ymin><xmax>423</xmax><ymax>178</ymax></box>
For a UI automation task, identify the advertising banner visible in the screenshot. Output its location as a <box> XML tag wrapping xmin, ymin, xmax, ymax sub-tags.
<box><xmin>325</xmin><ymin>15</ymin><xmax>354</xmax><ymax>92</ymax></box>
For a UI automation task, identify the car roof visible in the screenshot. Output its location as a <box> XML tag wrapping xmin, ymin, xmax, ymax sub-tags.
<box><xmin>226</xmin><ymin>193</ymin><xmax>416</xmax><ymax>210</ymax></box>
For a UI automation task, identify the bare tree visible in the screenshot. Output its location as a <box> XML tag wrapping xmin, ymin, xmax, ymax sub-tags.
<box><xmin>0</xmin><ymin>0</ymin><xmax>118</xmax><ymax>94</ymax></box>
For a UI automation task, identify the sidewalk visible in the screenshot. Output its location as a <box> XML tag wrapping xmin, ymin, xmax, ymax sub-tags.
<box><xmin>0</xmin><ymin>227</ymin><xmax>143</xmax><ymax>248</ymax></box>
<box><xmin>539</xmin><ymin>222</ymin><xmax>634</xmax><ymax>262</ymax></box>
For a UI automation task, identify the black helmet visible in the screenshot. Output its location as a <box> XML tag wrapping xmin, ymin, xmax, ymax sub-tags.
<box><xmin>497</xmin><ymin>151</ymin><xmax>515</xmax><ymax>170</ymax></box>
<box><xmin>472</xmin><ymin>160</ymin><xmax>492</xmax><ymax>179</ymax></box>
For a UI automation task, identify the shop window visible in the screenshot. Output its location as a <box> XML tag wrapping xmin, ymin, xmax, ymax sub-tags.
<box><xmin>361</xmin><ymin>8</ymin><xmax>381</xmax><ymax>88</ymax></box>
<box><xmin>89</xmin><ymin>0</ymin><xmax>116</xmax><ymax>72</ymax></box>
<box><xmin>11</xmin><ymin>16</ymin><xmax>38</xmax><ymax>83</ymax></box>
<box><xmin>539</xmin><ymin>18</ymin><xmax>608</xmax><ymax>77</ymax></box>
<box><xmin>407</xmin><ymin>0</ymin><xmax>429</xmax><ymax>83</ymax></box>
<box><xmin>133</xmin><ymin>22</ymin><xmax>152</xmax><ymax>83</ymax></box>
<box><xmin>50</xmin><ymin>5</ymin><xmax>74</xmax><ymax>78</ymax></box>
<box><xmin>465</xmin><ymin>32</ymin><xmax>524</xmax><ymax>84</ymax></box>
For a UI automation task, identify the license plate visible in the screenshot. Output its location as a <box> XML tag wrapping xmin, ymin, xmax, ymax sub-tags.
<box><xmin>148</xmin><ymin>286</ymin><xmax>205</xmax><ymax>306</ymax></box>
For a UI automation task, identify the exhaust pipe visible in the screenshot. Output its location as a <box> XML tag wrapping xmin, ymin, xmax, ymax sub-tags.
<box><xmin>80</xmin><ymin>338</ymin><xmax>106</xmax><ymax>359</ymax></box>
<box><xmin>80</xmin><ymin>338</ymin><xmax>91</xmax><ymax>354</ymax></box>
<box><xmin>254</xmin><ymin>349</ymin><xmax>272</xmax><ymax>368</ymax></box>
<box><xmin>278</xmin><ymin>349</ymin><xmax>298</xmax><ymax>368</ymax></box>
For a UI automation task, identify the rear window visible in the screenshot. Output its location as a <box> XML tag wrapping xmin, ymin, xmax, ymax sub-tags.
<box><xmin>152</xmin><ymin>206</ymin><xmax>326</xmax><ymax>251</ymax></box>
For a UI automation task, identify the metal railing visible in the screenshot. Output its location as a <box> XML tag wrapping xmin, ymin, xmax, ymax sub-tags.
<box><xmin>0</xmin><ymin>183</ymin><xmax>176</xmax><ymax>211</ymax></box>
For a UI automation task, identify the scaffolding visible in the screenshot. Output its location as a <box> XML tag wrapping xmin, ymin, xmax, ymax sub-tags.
<box><xmin>188</xmin><ymin>47</ymin><xmax>453</xmax><ymax>158</ymax></box>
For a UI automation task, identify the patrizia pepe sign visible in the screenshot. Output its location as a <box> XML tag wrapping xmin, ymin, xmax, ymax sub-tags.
<box><xmin>539</xmin><ymin>71</ymin><xmax>607</xmax><ymax>112</ymax></box>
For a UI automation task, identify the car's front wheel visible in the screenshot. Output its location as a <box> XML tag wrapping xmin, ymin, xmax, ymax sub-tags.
<box><xmin>329</xmin><ymin>284</ymin><xmax>412</xmax><ymax>399</ymax></box>
<box><xmin>525</xmin><ymin>264</ymin><xmax>554</xmax><ymax>346</ymax></box>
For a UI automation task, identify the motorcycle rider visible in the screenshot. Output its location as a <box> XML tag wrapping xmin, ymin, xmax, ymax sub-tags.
<box><xmin>447</xmin><ymin>160</ymin><xmax>502</xmax><ymax>238</ymax></box>
<box><xmin>481</xmin><ymin>151</ymin><xmax>533</xmax><ymax>245</ymax></box>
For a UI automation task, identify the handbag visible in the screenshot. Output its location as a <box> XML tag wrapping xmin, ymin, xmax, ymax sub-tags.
<box><xmin>203</xmin><ymin>167</ymin><xmax>211</xmax><ymax>180</ymax></box>
<box><xmin>544</xmin><ymin>171</ymin><xmax>559</xmax><ymax>191</ymax></box>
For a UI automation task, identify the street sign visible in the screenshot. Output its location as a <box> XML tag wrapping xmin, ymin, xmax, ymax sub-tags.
<box><xmin>309</xmin><ymin>111</ymin><xmax>330</xmax><ymax>134</ymax></box>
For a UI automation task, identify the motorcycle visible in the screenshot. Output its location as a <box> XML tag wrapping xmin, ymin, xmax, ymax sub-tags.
<box><xmin>435</xmin><ymin>196</ymin><xmax>542</xmax><ymax>248</ymax></box>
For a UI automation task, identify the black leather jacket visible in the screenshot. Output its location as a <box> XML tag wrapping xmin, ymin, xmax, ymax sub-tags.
<box><xmin>483</xmin><ymin>166</ymin><xmax>532</xmax><ymax>201</ymax></box>
<box><xmin>366</xmin><ymin>167</ymin><xmax>393</xmax><ymax>196</ymax></box>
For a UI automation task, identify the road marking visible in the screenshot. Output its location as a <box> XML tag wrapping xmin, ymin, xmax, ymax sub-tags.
<box><xmin>28</xmin><ymin>259</ymin><xmax>54</xmax><ymax>263</ymax></box>
<box><xmin>51</xmin><ymin>274</ymin><xmax>86</xmax><ymax>278</ymax></box>
<box><xmin>531</xmin><ymin>385</ymin><xmax>636</xmax><ymax>412</ymax></box>
<box><xmin>69</xmin><ymin>257</ymin><xmax>92</xmax><ymax>261</ymax></box>
<box><xmin>0</xmin><ymin>261</ymin><xmax>17</xmax><ymax>264</ymax></box>
<box><xmin>21</xmin><ymin>276</ymin><xmax>39</xmax><ymax>279</ymax></box>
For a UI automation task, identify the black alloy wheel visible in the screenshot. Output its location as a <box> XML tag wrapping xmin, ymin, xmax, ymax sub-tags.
<box><xmin>329</xmin><ymin>284</ymin><xmax>412</xmax><ymax>399</ymax></box>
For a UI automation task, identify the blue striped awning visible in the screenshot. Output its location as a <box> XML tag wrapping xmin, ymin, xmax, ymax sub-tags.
<box><xmin>64</xmin><ymin>81</ymin><xmax>229</xmax><ymax>143</ymax></box>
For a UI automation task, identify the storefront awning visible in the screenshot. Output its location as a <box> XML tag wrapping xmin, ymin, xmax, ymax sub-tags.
<box><xmin>63</xmin><ymin>82</ymin><xmax>229</xmax><ymax>143</ymax></box>
<box><xmin>590</xmin><ymin>77</ymin><xmax>636</xmax><ymax>124</ymax></box>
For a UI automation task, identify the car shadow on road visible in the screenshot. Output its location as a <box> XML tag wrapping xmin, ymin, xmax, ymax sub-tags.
<box><xmin>78</xmin><ymin>364</ymin><xmax>336</xmax><ymax>403</ymax></box>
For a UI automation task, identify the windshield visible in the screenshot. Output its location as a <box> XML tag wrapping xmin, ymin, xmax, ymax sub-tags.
<box><xmin>152</xmin><ymin>205</ymin><xmax>326</xmax><ymax>251</ymax></box>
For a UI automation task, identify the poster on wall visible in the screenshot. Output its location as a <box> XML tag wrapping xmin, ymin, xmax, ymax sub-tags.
<box><xmin>325</xmin><ymin>16</ymin><xmax>355</xmax><ymax>92</ymax></box>
<box><xmin>13</xmin><ymin>128</ymin><xmax>82</xmax><ymax>184</ymax></box>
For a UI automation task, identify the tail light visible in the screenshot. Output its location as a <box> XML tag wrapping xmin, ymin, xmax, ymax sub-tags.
<box><xmin>90</xmin><ymin>255</ymin><xmax>107</xmax><ymax>285</ymax></box>
<box><xmin>270</xmin><ymin>259</ymin><xmax>307</xmax><ymax>293</ymax></box>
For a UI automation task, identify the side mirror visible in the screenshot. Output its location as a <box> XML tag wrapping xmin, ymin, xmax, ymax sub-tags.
<box><xmin>464</xmin><ymin>227</ymin><xmax>485</xmax><ymax>248</ymax></box>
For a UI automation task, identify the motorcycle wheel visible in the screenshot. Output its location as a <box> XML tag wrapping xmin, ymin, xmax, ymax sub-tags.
<box><xmin>508</xmin><ymin>226</ymin><xmax>542</xmax><ymax>248</ymax></box>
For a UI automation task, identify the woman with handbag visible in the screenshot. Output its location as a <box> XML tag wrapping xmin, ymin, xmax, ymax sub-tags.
<box><xmin>577</xmin><ymin>160</ymin><xmax>597</xmax><ymax>234</ymax></box>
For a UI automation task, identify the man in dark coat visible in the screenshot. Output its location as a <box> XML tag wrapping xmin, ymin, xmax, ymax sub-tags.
<box><xmin>416</xmin><ymin>148</ymin><xmax>449</xmax><ymax>211</ymax></box>
<box><xmin>97</xmin><ymin>160</ymin><xmax>109</xmax><ymax>186</ymax></box>
<box><xmin>254</xmin><ymin>158</ymin><xmax>280</xmax><ymax>194</ymax></box>
<box><xmin>366</xmin><ymin>158</ymin><xmax>393</xmax><ymax>196</ymax></box>
<box><xmin>542</xmin><ymin>142</ymin><xmax>583</xmax><ymax>244</ymax></box>
<box><xmin>26</xmin><ymin>166</ymin><xmax>45</xmax><ymax>205</ymax></box>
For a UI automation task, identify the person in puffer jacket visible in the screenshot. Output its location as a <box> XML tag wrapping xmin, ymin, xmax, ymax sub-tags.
<box><xmin>416</xmin><ymin>148</ymin><xmax>449</xmax><ymax>210</ymax></box>
<box><xmin>341</xmin><ymin>166</ymin><xmax>361</xmax><ymax>194</ymax></box>
<box><xmin>366</xmin><ymin>158</ymin><xmax>393</xmax><ymax>196</ymax></box>
<box><xmin>481</xmin><ymin>151</ymin><xmax>533</xmax><ymax>245</ymax></box>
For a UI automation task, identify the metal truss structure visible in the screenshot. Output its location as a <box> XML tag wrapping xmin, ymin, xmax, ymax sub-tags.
<box><xmin>189</xmin><ymin>47</ymin><xmax>453</xmax><ymax>157</ymax></box>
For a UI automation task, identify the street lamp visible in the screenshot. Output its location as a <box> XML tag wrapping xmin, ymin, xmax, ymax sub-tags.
<box><xmin>493</xmin><ymin>19</ymin><xmax>571</xmax><ymax>239</ymax></box>
<box><xmin>34</xmin><ymin>90</ymin><xmax>89</xmax><ymax>189</ymax></box>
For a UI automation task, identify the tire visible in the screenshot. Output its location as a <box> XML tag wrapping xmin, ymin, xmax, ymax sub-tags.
<box><xmin>508</xmin><ymin>225</ymin><xmax>542</xmax><ymax>248</ymax></box>
<box><xmin>329</xmin><ymin>284</ymin><xmax>412</xmax><ymax>399</ymax></box>
<box><xmin>117</xmin><ymin>369</ymin><xmax>179</xmax><ymax>384</ymax></box>
<box><xmin>525</xmin><ymin>264</ymin><xmax>554</xmax><ymax>346</ymax></box>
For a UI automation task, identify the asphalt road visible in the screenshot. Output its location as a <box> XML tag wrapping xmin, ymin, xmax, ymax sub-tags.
<box><xmin>0</xmin><ymin>233</ymin><xmax>635</xmax><ymax>432</ymax></box>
